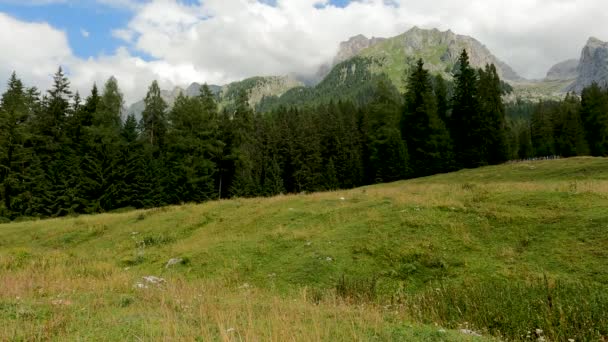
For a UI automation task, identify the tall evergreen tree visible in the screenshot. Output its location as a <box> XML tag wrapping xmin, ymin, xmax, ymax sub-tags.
<box><xmin>531</xmin><ymin>101</ymin><xmax>557</xmax><ymax>157</ymax></box>
<box><xmin>580</xmin><ymin>83</ymin><xmax>608</xmax><ymax>156</ymax></box>
<box><xmin>451</xmin><ymin>50</ymin><xmax>484</xmax><ymax>168</ymax></box>
<box><xmin>553</xmin><ymin>94</ymin><xmax>589</xmax><ymax>157</ymax></box>
<box><xmin>478</xmin><ymin>64</ymin><xmax>509</xmax><ymax>164</ymax></box>
<box><xmin>228</xmin><ymin>90</ymin><xmax>262</xmax><ymax>196</ymax></box>
<box><xmin>433</xmin><ymin>74</ymin><xmax>449</xmax><ymax>123</ymax></box>
<box><xmin>402</xmin><ymin>59</ymin><xmax>454</xmax><ymax>177</ymax></box>
<box><xmin>364</xmin><ymin>80</ymin><xmax>409</xmax><ymax>183</ymax></box>
<box><xmin>165</xmin><ymin>92</ymin><xmax>218</xmax><ymax>203</ymax></box>
<box><xmin>0</xmin><ymin>73</ymin><xmax>30</xmax><ymax>215</ymax></box>
<box><xmin>141</xmin><ymin>80</ymin><xmax>168</xmax><ymax>148</ymax></box>
<box><xmin>79</xmin><ymin>77</ymin><xmax>125</xmax><ymax>212</ymax></box>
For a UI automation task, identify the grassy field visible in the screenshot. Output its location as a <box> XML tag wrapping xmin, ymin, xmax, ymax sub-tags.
<box><xmin>1</xmin><ymin>157</ymin><xmax>608</xmax><ymax>341</ymax></box>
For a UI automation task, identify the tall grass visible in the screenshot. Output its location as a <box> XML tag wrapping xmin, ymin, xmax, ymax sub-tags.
<box><xmin>401</xmin><ymin>277</ymin><xmax>607</xmax><ymax>341</ymax></box>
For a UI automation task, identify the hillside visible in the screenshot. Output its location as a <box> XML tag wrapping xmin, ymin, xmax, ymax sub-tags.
<box><xmin>1</xmin><ymin>158</ymin><xmax>608</xmax><ymax>340</ymax></box>
<box><xmin>127</xmin><ymin>75</ymin><xmax>303</xmax><ymax>117</ymax></box>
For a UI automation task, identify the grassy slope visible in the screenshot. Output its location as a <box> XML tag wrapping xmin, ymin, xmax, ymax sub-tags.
<box><xmin>2</xmin><ymin>158</ymin><xmax>608</xmax><ymax>340</ymax></box>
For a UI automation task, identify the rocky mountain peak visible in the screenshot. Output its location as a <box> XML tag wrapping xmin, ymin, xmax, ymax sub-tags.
<box><xmin>333</xmin><ymin>34</ymin><xmax>386</xmax><ymax>65</ymax></box>
<box><xmin>568</xmin><ymin>37</ymin><xmax>608</xmax><ymax>92</ymax></box>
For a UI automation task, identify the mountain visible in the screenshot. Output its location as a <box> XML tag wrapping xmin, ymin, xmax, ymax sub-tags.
<box><xmin>355</xmin><ymin>27</ymin><xmax>523</xmax><ymax>87</ymax></box>
<box><xmin>545</xmin><ymin>59</ymin><xmax>579</xmax><ymax>81</ymax></box>
<box><xmin>126</xmin><ymin>83</ymin><xmax>221</xmax><ymax>119</ymax></box>
<box><xmin>126</xmin><ymin>75</ymin><xmax>303</xmax><ymax>117</ymax></box>
<box><xmin>261</xmin><ymin>27</ymin><xmax>524</xmax><ymax>110</ymax></box>
<box><xmin>568</xmin><ymin>37</ymin><xmax>608</xmax><ymax>92</ymax></box>
<box><xmin>258</xmin><ymin>57</ymin><xmax>392</xmax><ymax>112</ymax></box>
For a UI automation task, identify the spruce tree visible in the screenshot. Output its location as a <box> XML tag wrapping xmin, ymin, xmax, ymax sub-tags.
<box><xmin>80</xmin><ymin>77</ymin><xmax>125</xmax><ymax>212</ymax></box>
<box><xmin>553</xmin><ymin>94</ymin><xmax>589</xmax><ymax>157</ymax></box>
<box><xmin>365</xmin><ymin>80</ymin><xmax>409</xmax><ymax>183</ymax></box>
<box><xmin>580</xmin><ymin>83</ymin><xmax>608</xmax><ymax>156</ymax></box>
<box><xmin>451</xmin><ymin>50</ymin><xmax>484</xmax><ymax>168</ymax></box>
<box><xmin>165</xmin><ymin>92</ymin><xmax>218</xmax><ymax>203</ymax></box>
<box><xmin>531</xmin><ymin>101</ymin><xmax>557</xmax><ymax>157</ymax></box>
<box><xmin>229</xmin><ymin>90</ymin><xmax>262</xmax><ymax>197</ymax></box>
<box><xmin>478</xmin><ymin>64</ymin><xmax>509</xmax><ymax>164</ymax></box>
<box><xmin>433</xmin><ymin>74</ymin><xmax>449</xmax><ymax>123</ymax></box>
<box><xmin>0</xmin><ymin>73</ymin><xmax>29</xmax><ymax>215</ymax></box>
<box><xmin>402</xmin><ymin>59</ymin><xmax>454</xmax><ymax>177</ymax></box>
<box><xmin>141</xmin><ymin>80</ymin><xmax>168</xmax><ymax>148</ymax></box>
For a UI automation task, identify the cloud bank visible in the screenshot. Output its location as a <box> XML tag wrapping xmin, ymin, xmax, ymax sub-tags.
<box><xmin>1</xmin><ymin>0</ymin><xmax>607</xmax><ymax>103</ymax></box>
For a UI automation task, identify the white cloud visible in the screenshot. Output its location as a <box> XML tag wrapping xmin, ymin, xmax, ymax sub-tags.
<box><xmin>1</xmin><ymin>0</ymin><xmax>608</xmax><ymax>105</ymax></box>
<box><xmin>0</xmin><ymin>12</ymin><xmax>196</xmax><ymax>103</ymax></box>
<box><xmin>119</xmin><ymin>0</ymin><xmax>608</xmax><ymax>83</ymax></box>
<box><xmin>80</xmin><ymin>28</ymin><xmax>90</xmax><ymax>38</ymax></box>
<box><xmin>0</xmin><ymin>12</ymin><xmax>73</xmax><ymax>92</ymax></box>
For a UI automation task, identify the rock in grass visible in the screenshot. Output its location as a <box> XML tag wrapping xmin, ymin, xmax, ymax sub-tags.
<box><xmin>165</xmin><ymin>258</ymin><xmax>183</xmax><ymax>268</ymax></box>
<box><xmin>460</xmin><ymin>329</ymin><xmax>482</xmax><ymax>337</ymax></box>
<box><xmin>134</xmin><ymin>276</ymin><xmax>165</xmax><ymax>290</ymax></box>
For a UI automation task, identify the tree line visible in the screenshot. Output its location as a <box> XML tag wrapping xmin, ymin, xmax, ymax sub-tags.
<box><xmin>506</xmin><ymin>83</ymin><xmax>608</xmax><ymax>160</ymax></box>
<box><xmin>1</xmin><ymin>50</ymin><xmax>607</xmax><ymax>220</ymax></box>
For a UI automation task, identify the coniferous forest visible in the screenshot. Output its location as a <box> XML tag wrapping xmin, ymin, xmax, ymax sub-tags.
<box><xmin>1</xmin><ymin>50</ymin><xmax>608</xmax><ymax>220</ymax></box>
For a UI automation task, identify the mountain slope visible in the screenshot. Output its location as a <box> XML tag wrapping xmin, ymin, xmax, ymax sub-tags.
<box><xmin>1</xmin><ymin>157</ymin><xmax>608</xmax><ymax>340</ymax></box>
<box><xmin>568</xmin><ymin>37</ymin><xmax>608</xmax><ymax>92</ymax></box>
<box><xmin>261</xmin><ymin>27</ymin><xmax>523</xmax><ymax>109</ymax></box>
<box><xmin>356</xmin><ymin>27</ymin><xmax>523</xmax><ymax>88</ymax></box>
<box><xmin>258</xmin><ymin>56</ymin><xmax>393</xmax><ymax>111</ymax></box>
<box><xmin>127</xmin><ymin>75</ymin><xmax>303</xmax><ymax>117</ymax></box>
<box><xmin>545</xmin><ymin>59</ymin><xmax>579</xmax><ymax>81</ymax></box>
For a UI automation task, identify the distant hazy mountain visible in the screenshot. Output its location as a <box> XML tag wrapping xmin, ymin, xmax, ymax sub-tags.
<box><xmin>126</xmin><ymin>75</ymin><xmax>303</xmax><ymax>118</ymax></box>
<box><xmin>545</xmin><ymin>59</ymin><xmax>579</xmax><ymax>81</ymax></box>
<box><xmin>567</xmin><ymin>37</ymin><xmax>608</xmax><ymax>92</ymax></box>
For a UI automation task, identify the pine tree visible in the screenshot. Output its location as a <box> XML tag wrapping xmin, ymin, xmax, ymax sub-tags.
<box><xmin>580</xmin><ymin>83</ymin><xmax>608</xmax><ymax>156</ymax></box>
<box><xmin>0</xmin><ymin>73</ymin><xmax>29</xmax><ymax>216</ymax></box>
<box><xmin>141</xmin><ymin>80</ymin><xmax>168</xmax><ymax>148</ymax></box>
<box><xmin>478</xmin><ymin>64</ymin><xmax>509</xmax><ymax>164</ymax></box>
<box><xmin>229</xmin><ymin>90</ymin><xmax>262</xmax><ymax>197</ymax></box>
<box><xmin>402</xmin><ymin>59</ymin><xmax>454</xmax><ymax>177</ymax></box>
<box><xmin>553</xmin><ymin>94</ymin><xmax>589</xmax><ymax>157</ymax></box>
<box><xmin>33</xmin><ymin>67</ymin><xmax>78</xmax><ymax>217</ymax></box>
<box><xmin>122</xmin><ymin>114</ymin><xmax>139</xmax><ymax>143</ymax></box>
<box><xmin>531</xmin><ymin>101</ymin><xmax>557</xmax><ymax>157</ymax></box>
<box><xmin>451</xmin><ymin>50</ymin><xmax>484</xmax><ymax>168</ymax></box>
<box><xmin>165</xmin><ymin>92</ymin><xmax>218</xmax><ymax>203</ymax></box>
<box><xmin>79</xmin><ymin>77</ymin><xmax>125</xmax><ymax>212</ymax></box>
<box><xmin>433</xmin><ymin>74</ymin><xmax>450</xmax><ymax>123</ymax></box>
<box><xmin>364</xmin><ymin>80</ymin><xmax>409</xmax><ymax>183</ymax></box>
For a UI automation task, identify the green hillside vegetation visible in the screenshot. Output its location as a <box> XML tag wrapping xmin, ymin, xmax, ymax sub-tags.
<box><xmin>219</xmin><ymin>75</ymin><xmax>303</xmax><ymax>111</ymax></box>
<box><xmin>1</xmin><ymin>157</ymin><xmax>608</xmax><ymax>341</ymax></box>
<box><xmin>358</xmin><ymin>33</ymin><xmax>451</xmax><ymax>89</ymax></box>
<box><xmin>258</xmin><ymin>57</ymin><xmax>391</xmax><ymax>112</ymax></box>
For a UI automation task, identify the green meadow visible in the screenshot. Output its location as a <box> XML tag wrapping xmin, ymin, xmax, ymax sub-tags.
<box><xmin>2</xmin><ymin>157</ymin><xmax>607</xmax><ymax>341</ymax></box>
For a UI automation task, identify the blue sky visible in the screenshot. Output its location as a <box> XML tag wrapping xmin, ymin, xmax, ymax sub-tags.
<box><xmin>0</xmin><ymin>0</ymin><xmax>352</xmax><ymax>61</ymax></box>
<box><xmin>0</xmin><ymin>1</ymin><xmax>132</xmax><ymax>58</ymax></box>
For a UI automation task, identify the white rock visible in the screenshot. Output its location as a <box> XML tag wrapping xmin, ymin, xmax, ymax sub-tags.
<box><xmin>143</xmin><ymin>276</ymin><xmax>166</xmax><ymax>285</ymax></box>
<box><xmin>165</xmin><ymin>258</ymin><xmax>183</xmax><ymax>268</ymax></box>
<box><xmin>460</xmin><ymin>329</ymin><xmax>482</xmax><ymax>337</ymax></box>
